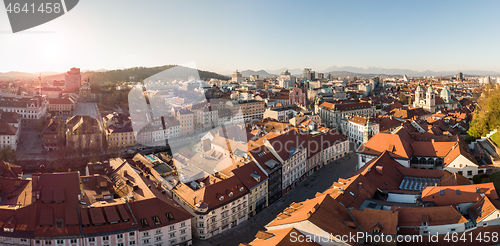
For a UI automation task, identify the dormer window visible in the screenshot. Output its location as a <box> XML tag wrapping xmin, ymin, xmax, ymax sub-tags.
<box><xmin>239</xmin><ymin>187</ymin><xmax>244</xmax><ymax>192</ymax></box>
<box><xmin>228</xmin><ymin>192</ymin><xmax>233</xmax><ymax>197</ymax></box>
<box><xmin>219</xmin><ymin>196</ymin><xmax>224</xmax><ymax>201</ymax></box>
<box><xmin>140</xmin><ymin>218</ymin><xmax>149</xmax><ymax>227</ymax></box>
<box><xmin>152</xmin><ymin>216</ymin><xmax>161</xmax><ymax>225</ymax></box>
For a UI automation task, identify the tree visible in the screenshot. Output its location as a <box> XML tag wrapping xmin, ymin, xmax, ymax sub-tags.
<box><xmin>468</xmin><ymin>85</ymin><xmax>500</xmax><ymax>138</ymax></box>
<box><xmin>0</xmin><ymin>146</ymin><xmax>16</xmax><ymax>162</ymax></box>
<box><xmin>398</xmin><ymin>92</ymin><xmax>408</xmax><ymax>105</ymax></box>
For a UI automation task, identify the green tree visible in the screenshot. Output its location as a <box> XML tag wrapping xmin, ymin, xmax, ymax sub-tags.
<box><xmin>468</xmin><ymin>85</ymin><xmax>500</xmax><ymax>138</ymax></box>
<box><xmin>0</xmin><ymin>146</ymin><xmax>16</xmax><ymax>162</ymax></box>
<box><xmin>398</xmin><ymin>92</ymin><xmax>408</xmax><ymax>105</ymax></box>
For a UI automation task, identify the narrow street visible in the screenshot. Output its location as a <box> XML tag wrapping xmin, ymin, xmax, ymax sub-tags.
<box><xmin>195</xmin><ymin>144</ymin><xmax>358</xmax><ymax>246</ymax></box>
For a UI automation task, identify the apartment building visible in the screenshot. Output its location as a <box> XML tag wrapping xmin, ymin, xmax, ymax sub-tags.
<box><xmin>230</xmin><ymin>162</ymin><xmax>269</xmax><ymax>217</ymax></box>
<box><xmin>0</xmin><ymin>94</ymin><xmax>47</xmax><ymax>127</ymax></box>
<box><xmin>48</xmin><ymin>97</ymin><xmax>76</xmax><ymax>114</ymax></box>
<box><xmin>316</xmin><ymin>100</ymin><xmax>376</xmax><ymax>129</ymax></box>
<box><xmin>175</xmin><ymin>109</ymin><xmax>194</xmax><ymax>136</ymax></box>
<box><xmin>171</xmin><ymin>175</ymin><xmax>249</xmax><ymax>240</ymax></box>
<box><xmin>232</xmin><ymin>100</ymin><xmax>265</xmax><ymax>124</ymax></box>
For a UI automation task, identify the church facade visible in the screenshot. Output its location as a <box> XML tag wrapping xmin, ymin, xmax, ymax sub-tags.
<box><xmin>413</xmin><ymin>84</ymin><xmax>459</xmax><ymax>113</ymax></box>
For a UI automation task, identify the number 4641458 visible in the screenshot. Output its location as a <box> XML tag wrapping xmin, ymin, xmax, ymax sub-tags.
<box><xmin>6</xmin><ymin>2</ymin><xmax>62</xmax><ymax>14</ymax></box>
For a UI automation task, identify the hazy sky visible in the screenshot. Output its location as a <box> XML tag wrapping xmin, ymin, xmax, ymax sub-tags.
<box><xmin>1</xmin><ymin>0</ymin><xmax>499</xmax><ymax>73</ymax></box>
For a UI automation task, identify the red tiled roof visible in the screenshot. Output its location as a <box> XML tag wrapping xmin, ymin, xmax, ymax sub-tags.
<box><xmin>421</xmin><ymin>183</ymin><xmax>498</xmax><ymax>206</ymax></box>
<box><xmin>392</xmin><ymin>206</ymin><xmax>468</xmax><ymax>227</ymax></box>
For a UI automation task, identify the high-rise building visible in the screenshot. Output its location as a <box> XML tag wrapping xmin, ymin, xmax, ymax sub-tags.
<box><xmin>278</xmin><ymin>70</ymin><xmax>295</xmax><ymax>88</ymax></box>
<box><xmin>303</xmin><ymin>68</ymin><xmax>311</xmax><ymax>81</ymax></box>
<box><xmin>232</xmin><ymin>70</ymin><xmax>243</xmax><ymax>83</ymax></box>
<box><xmin>317</xmin><ymin>73</ymin><xmax>324</xmax><ymax>79</ymax></box>
<box><xmin>457</xmin><ymin>72</ymin><xmax>464</xmax><ymax>81</ymax></box>
<box><xmin>64</xmin><ymin>67</ymin><xmax>81</xmax><ymax>91</ymax></box>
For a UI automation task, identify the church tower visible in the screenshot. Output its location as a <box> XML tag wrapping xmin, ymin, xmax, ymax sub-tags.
<box><xmin>426</xmin><ymin>83</ymin><xmax>436</xmax><ymax>113</ymax></box>
<box><xmin>415</xmin><ymin>83</ymin><xmax>424</xmax><ymax>106</ymax></box>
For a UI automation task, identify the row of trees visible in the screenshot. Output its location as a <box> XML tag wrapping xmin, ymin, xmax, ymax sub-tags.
<box><xmin>468</xmin><ymin>84</ymin><xmax>500</xmax><ymax>138</ymax></box>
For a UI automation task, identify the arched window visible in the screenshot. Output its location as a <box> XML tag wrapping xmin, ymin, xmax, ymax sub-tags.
<box><xmin>419</xmin><ymin>158</ymin><xmax>427</xmax><ymax>165</ymax></box>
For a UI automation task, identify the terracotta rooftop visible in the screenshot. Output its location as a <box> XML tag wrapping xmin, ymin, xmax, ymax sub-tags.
<box><xmin>392</xmin><ymin>206</ymin><xmax>468</xmax><ymax>227</ymax></box>
<box><xmin>421</xmin><ymin>183</ymin><xmax>498</xmax><ymax>206</ymax></box>
<box><xmin>241</xmin><ymin>228</ymin><xmax>320</xmax><ymax>246</ymax></box>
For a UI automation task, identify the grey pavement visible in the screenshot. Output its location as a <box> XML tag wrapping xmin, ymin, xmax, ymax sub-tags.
<box><xmin>16</xmin><ymin>128</ymin><xmax>43</xmax><ymax>157</ymax></box>
<box><xmin>193</xmin><ymin>143</ymin><xmax>358</xmax><ymax>246</ymax></box>
<box><xmin>73</xmin><ymin>102</ymin><xmax>102</xmax><ymax>123</ymax></box>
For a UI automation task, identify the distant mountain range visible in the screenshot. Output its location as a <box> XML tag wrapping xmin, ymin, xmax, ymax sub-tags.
<box><xmin>223</xmin><ymin>66</ymin><xmax>500</xmax><ymax>78</ymax></box>
<box><xmin>320</xmin><ymin>66</ymin><xmax>500</xmax><ymax>77</ymax></box>
<box><xmin>0</xmin><ymin>71</ymin><xmax>61</xmax><ymax>79</ymax></box>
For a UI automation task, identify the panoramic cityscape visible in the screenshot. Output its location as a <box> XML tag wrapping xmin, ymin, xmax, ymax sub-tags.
<box><xmin>2</xmin><ymin>1</ymin><xmax>500</xmax><ymax>246</ymax></box>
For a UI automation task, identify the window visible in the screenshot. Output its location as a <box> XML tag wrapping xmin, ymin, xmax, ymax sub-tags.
<box><xmin>129</xmin><ymin>241</ymin><xmax>136</xmax><ymax>245</ymax></box>
<box><xmin>169</xmin><ymin>232</ymin><xmax>175</xmax><ymax>238</ymax></box>
<box><xmin>88</xmin><ymin>238</ymin><xmax>95</xmax><ymax>242</ymax></box>
<box><xmin>118</xmin><ymin>243</ymin><xmax>124</xmax><ymax>246</ymax></box>
<box><xmin>70</xmin><ymin>239</ymin><xmax>77</xmax><ymax>243</ymax></box>
<box><xmin>467</xmin><ymin>171</ymin><xmax>473</xmax><ymax>176</ymax></box>
<box><xmin>55</xmin><ymin>219</ymin><xmax>64</xmax><ymax>229</ymax></box>
<box><xmin>169</xmin><ymin>225</ymin><xmax>175</xmax><ymax>231</ymax></box>
<box><xmin>181</xmin><ymin>229</ymin><xmax>186</xmax><ymax>235</ymax></box>
<box><xmin>103</xmin><ymin>236</ymin><xmax>109</xmax><ymax>241</ymax></box>
<box><xmin>140</xmin><ymin>219</ymin><xmax>149</xmax><ymax>227</ymax></box>
<box><xmin>180</xmin><ymin>236</ymin><xmax>186</xmax><ymax>242</ymax></box>
<box><xmin>57</xmin><ymin>240</ymin><xmax>64</xmax><ymax>245</ymax></box>
<box><xmin>129</xmin><ymin>232</ymin><xmax>135</xmax><ymax>237</ymax></box>
<box><xmin>199</xmin><ymin>229</ymin><xmax>204</xmax><ymax>234</ymax></box>
<box><xmin>117</xmin><ymin>234</ymin><xmax>123</xmax><ymax>239</ymax></box>
<box><xmin>152</xmin><ymin>216</ymin><xmax>161</xmax><ymax>225</ymax></box>
<box><xmin>143</xmin><ymin>232</ymin><xmax>149</xmax><ymax>237</ymax></box>
<box><xmin>169</xmin><ymin>240</ymin><xmax>176</xmax><ymax>245</ymax></box>
<box><xmin>45</xmin><ymin>241</ymin><xmax>52</xmax><ymax>245</ymax></box>
<box><xmin>143</xmin><ymin>239</ymin><xmax>150</xmax><ymax>244</ymax></box>
<box><xmin>181</xmin><ymin>222</ymin><xmax>186</xmax><ymax>227</ymax></box>
<box><xmin>166</xmin><ymin>212</ymin><xmax>175</xmax><ymax>222</ymax></box>
<box><xmin>155</xmin><ymin>236</ymin><xmax>162</xmax><ymax>242</ymax></box>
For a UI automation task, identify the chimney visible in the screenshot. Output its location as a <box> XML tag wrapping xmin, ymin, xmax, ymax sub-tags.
<box><xmin>123</xmin><ymin>170</ymin><xmax>128</xmax><ymax>176</ymax></box>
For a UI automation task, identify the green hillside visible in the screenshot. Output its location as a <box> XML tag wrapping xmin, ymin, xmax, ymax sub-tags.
<box><xmin>86</xmin><ymin>65</ymin><xmax>229</xmax><ymax>86</ymax></box>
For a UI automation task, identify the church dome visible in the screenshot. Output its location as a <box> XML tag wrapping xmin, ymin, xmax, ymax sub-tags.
<box><xmin>440</xmin><ymin>87</ymin><xmax>451</xmax><ymax>97</ymax></box>
<box><xmin>416</xmin><ymin>84</ymin><xmax>423</xmax><ymax>92</ymax></box>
